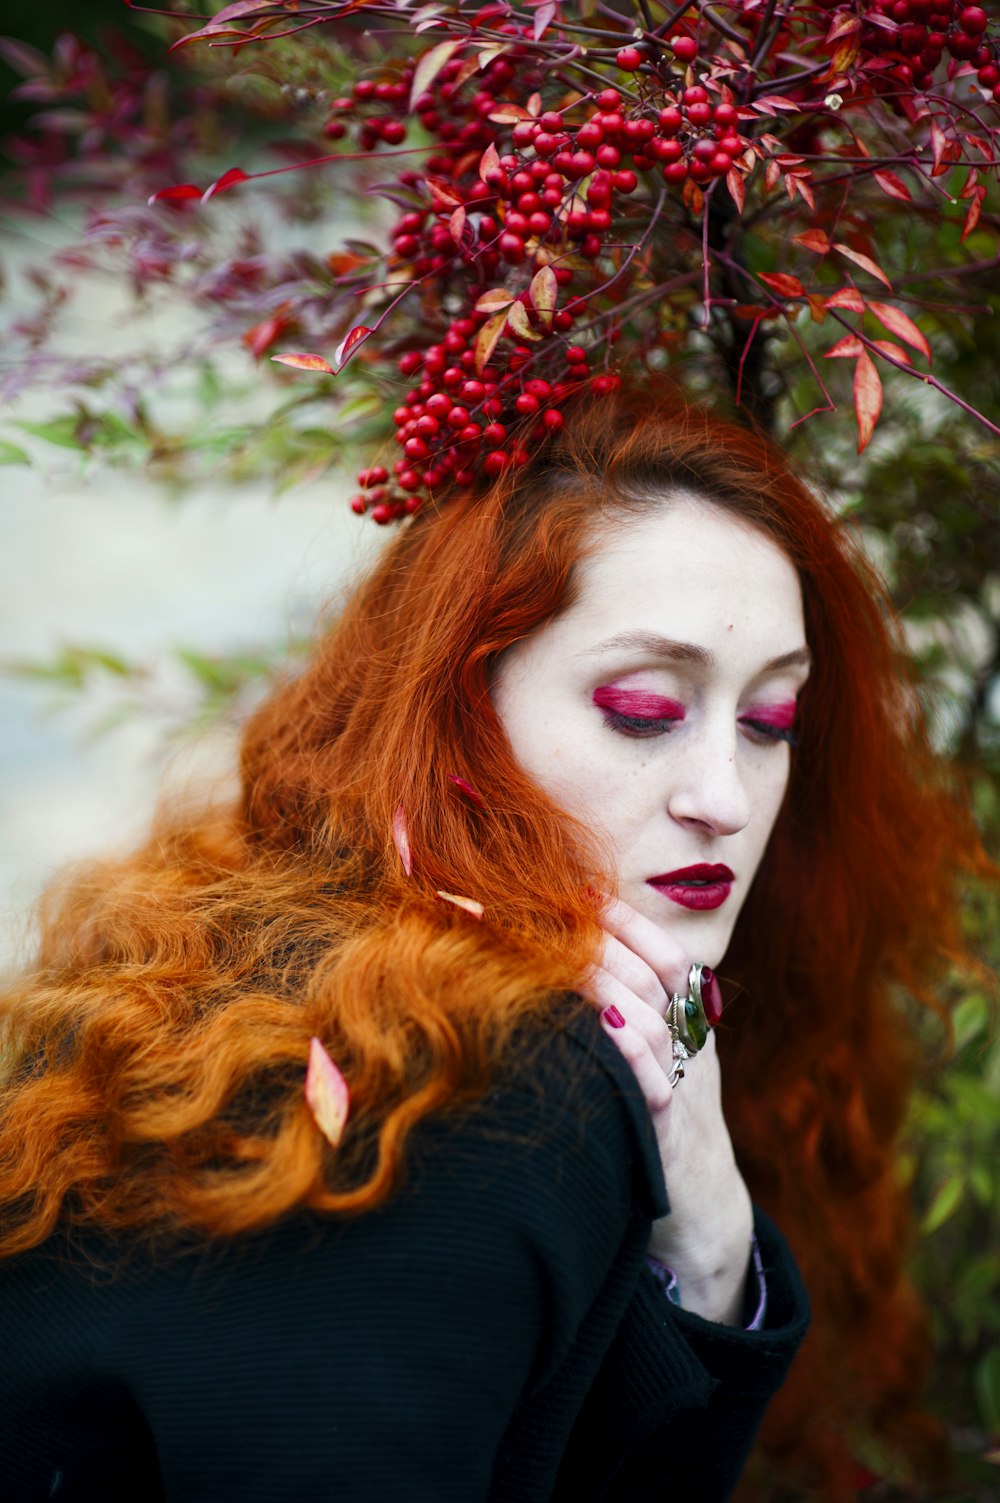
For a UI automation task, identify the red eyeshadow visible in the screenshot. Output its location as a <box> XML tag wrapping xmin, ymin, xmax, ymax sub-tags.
<box><xmin>741</xmin><ymin>700</ymin><xmax>797</xmax><ymax>730</ymax></box>
<box><xmin>593</xmin><ymin>686</ymin><xmax>686</xmax><ymax>719</ymax></box>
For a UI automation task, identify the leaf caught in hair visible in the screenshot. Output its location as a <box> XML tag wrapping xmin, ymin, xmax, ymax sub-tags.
<box><xmin>305</xmin><ymin>1037</ymin><xmax>350</xmax><ymax>1148</ymax></box>
<box><xmin>392</xmin><ymin>805</ymin><xmax>412</xmax><ymax>876</ymax></box>
<box><xmin>448</xmin><ymin>774</ymin><xmax>485</xmax><ymax>808</ymax></box>
<box><xmin>436</xmin><ymin>890</ymin><xmax>485</xmax><ymax>919</ymax></box>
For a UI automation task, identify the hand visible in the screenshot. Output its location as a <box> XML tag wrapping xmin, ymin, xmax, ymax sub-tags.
<box><xmin>583</xmin><ymin>896</ymin><xmax>753</xmax><ymax>1325</ymax></box>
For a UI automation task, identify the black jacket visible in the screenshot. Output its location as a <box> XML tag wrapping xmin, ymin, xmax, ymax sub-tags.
<box><xmin>0</xmin><ymin>1013</ymin><xmax>809</xmax><ymax>1501</ymax></box>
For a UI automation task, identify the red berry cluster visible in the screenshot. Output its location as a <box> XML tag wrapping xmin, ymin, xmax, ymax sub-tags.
<box><xmin>335</xmin><ymin>45</ymin><xmax>749</xmax><ymax>520</ymax></box>
<box><xmin>860</xmin><ymin>0</ymin><xmax>997</xmax><ymax>95</ymax></box>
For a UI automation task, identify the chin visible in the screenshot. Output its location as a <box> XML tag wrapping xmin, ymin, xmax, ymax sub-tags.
<box><xmin>634</xmin><ymin>889</ymin><xmax>734</xmax><ymax>967</ymax></box>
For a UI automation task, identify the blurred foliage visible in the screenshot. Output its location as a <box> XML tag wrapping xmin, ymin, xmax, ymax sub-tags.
<box><xmin>0</xmin><ymin>8</ymin><xmax>998</xmax><ymax>1496</ymax></box>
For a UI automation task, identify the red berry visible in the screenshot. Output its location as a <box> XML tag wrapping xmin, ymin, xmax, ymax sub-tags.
<box><xmin>533</xmin><ymin>132</ymin><xmax>559</xmax><ymax>157</ymax></box>
<box><xmin>528</xmin><ymin>211</ymin><xmax>552</xmax><ymax>234</ymax></box>
<box><xmin>616</xmin><ymin>46</ymin><xmax>644</xmax><ymax>70</ymax></box>
<box><xmin>692</xmin><ymin>137</ymin><xmax>717</xmax><ymax>162</ymax></box>
<box><xmin>350</xmin><ymin>495</ymin><xmax>368</xmax><ymax>514</ymax></box>
<box><xmin>613</xmin><ymin>169</ymin><xmax>638</xmax><ymax>193</ymax></box>
<box><xmin>524</xmin><ymin>377</ymin><xmax>552</xmax><ymax>398</ymax></box>
<box><xmin>483</xmin><ymin>422</ymin><xmax>507</xmax><ymax>447</ymax></box>
<box><xmin>658</xmin><ymin>106</ymin><xmax>683</xmax><ymax>134</ymax></box>
<box><xmin>978</xmin><ymin>62</ymin><xmax>1000</xmax><ymax>85</ymax></box>
<box><xmin>662</xmin><ymin>160</ymin><xmax>688</xmax><ymax>184</ymax></box>
<box><xmin>713</xmin><ymin>102</ymin><xmax>738</xmax><ymax>126</ymax></box>
<box><xmin>670</xmin><ymin>35</ymin><xmax>698</xmax><ymax>62</ymax></box>
<box><xmin>624</xmin><ymin>117</ymin><xmax>655</xmax><ymax>145</ymax></box>
<box><xmin>651</xmin><ymin>137</ymin><xmax>683</xmax><ymax>162</ymax></box>
<box><xmin>596</xmin><ymin>143</ymin><xmax>622</xmax><ymax>167</ymax></box>
<box><xmin>589</xmin><ymin>207</ymin><xmax>612</xmax><ymax>231</ymax></box>
<box><xmin>323</xmin><ymin>120</ymin><xmax>346</xmax><ymax>140</ymax></box>
<box><xmin>483</xmin><ymin>449</ymin><xmax>510</xmax><ymax>475</ymax></box>
<box><xmin>543</xmin><ymin>409</ymin><xmax>565</xmax><ymax>431</ymax></box>
<box><xmin>515</xmin><ymin>393</ymin><xmax>540</xmax><ymax>415</ymax></box>
<box><xmin>398</xmin><ymin>351</ymin><xmax>422</xmax><ymax>376</ymax></box>
<box><xmin>591</xmin><ymin>374</ymin><xmax>620</xmax><ymax>395</ymax></box>
<box><xmin>353</xmin><ymin>79</ymin><xmax>376</xmax><ymax>100</ymax></box>
<box><xmin>380</xmin><ymin>120</ymin><xmax>407</xmax><ymax>145</ymax></box>
<box><xmin>960</xmin><ymin>7</ymin><xmax>988</xmax><ymax>34</ymax></box>
<box><xmin>398</xmin><ymin>469</ymin><xmax>421</xmax><ymax>492</ymax></box>
<box><xmin>596</xmin><ymin>88</ymin><xmax>621</xmax><ymax>109</ymax></box>
<box><xmin>683</xmin><ymin>85</ymin><xmax>709</xmax><ymax>104</ymax></box>
<box><xmin>539</xmin><ymin>111</ymin><xmax>563</xmax><ymax>131</ymax></box>
<box><xmin>447</xmin><ymin>406</ymin><xmax>470</xmax><ymax>428</ymax></box>
<box><xmin>565</xmin><ymin>344</ymin><xmax>588</xmax><ymax>362</ymax></box>
<box><xmin>577</xmin><ymin>122</ymin><xmax>604</xmax><ymax>148</ymax></box>
<box><xmin>499</xmin><ymin>231</ymin><xmax>526</xmax><ymax>263</ymax></box>
<box><xmin>686</xmin><ymin>101</ymin><xmax>712</xmax><ymax>126</ymax></box>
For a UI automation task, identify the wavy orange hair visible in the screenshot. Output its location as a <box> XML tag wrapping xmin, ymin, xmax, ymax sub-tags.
<box><xmin>0</xmin><ymin>394</ymin><xmax>991</xmax><ymax>1499</ymax></box>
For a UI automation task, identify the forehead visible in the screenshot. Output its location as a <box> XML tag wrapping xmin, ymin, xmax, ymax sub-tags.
<box><xmin>559</xmin><ymin>493</ymin><xmax>805</xmax><ymax>656</ymax></box>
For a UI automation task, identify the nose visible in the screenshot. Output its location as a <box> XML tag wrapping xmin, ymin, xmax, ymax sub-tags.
<box><xmin>666</xmin><ymin>726</ymin><xmax>752</xmax><ymax>837</ymax></box>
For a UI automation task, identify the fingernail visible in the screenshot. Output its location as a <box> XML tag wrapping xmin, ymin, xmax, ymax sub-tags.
<box><xmin>602</xmin><ymin>1005</ymin><xmax>626</xmax><ymax>1030</ymax></box>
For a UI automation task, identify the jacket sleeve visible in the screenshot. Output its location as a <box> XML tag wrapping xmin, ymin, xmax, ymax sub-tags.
<box><xmin>102</xmin><ymin>1026</ymin><xmax>655</xmax><ymax>1503</ymax></box>
<box><xmin>551</xmin><ymin>1204</ymin><xmax>811</xmax><ymax>1503</ymax></box>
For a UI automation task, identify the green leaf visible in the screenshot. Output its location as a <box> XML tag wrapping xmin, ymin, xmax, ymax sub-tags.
<box><xmin>969</xmin><ymin>1162</ymin><xmax>995</xmax><ymax>1208</ymax></box>
<box><xmin>15</xmin><ymin>417</ymin><xmax>86</xmax><ymax>451</ymax></box>
<box><xmin>921</xmin><ymin>1173</ymin><xmax>966</xmax><ymax>1234</ymax></box>
<box><xmin>974</xmin><ymin>1347</ymin><xmax>1000</xmax><ymax>1437</ymax></box>
<box><xmin>0</xmin><ymin>440</ymin><xmax>30</xmax><ymax>465</ymax></box>
<box><xmin>953</xmin><ymin>992</ymin><xmax>988</xmax><ymax>1051</ymax></box>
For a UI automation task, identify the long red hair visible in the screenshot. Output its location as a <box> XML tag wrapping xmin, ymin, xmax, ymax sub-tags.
<box><xmin>0</xmin><ymin>394</ymin><xmax>990</xmax><ymax>1498</ymax></box>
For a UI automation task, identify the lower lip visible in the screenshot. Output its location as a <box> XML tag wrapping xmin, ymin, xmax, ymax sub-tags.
<box><xmin>646</xmin><ymin>880</ymin><xmax>732</xmax><ymax>911</ymax></box>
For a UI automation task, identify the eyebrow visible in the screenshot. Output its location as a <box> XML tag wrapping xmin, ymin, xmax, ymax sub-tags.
<box><xmin>579</xmin><ymin>631</ymin><xmax>812</xmax><ymax>675</ymax></box>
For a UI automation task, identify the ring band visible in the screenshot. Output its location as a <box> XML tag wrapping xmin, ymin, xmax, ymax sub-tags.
<box><xmin>665</xmin><ymin>963</ymin><xmax>724</xmax><ymax>1085</ymax></box>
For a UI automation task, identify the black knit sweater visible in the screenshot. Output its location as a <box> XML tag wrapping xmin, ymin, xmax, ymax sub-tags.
<box><xmin>0</xmin><ymin>1013</ymin><xmax>809</xmax><ymax>1501</ymax></box>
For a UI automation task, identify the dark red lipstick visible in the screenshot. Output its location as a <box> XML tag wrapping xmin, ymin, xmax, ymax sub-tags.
<box><xmin>646</xmin><ymin>863</ymin><xmax>735</xmax><ymax>911</ymax></box>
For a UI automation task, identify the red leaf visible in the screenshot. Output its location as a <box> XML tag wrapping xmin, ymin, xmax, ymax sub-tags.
<box><xmin>961</xmin><ymin>185</ymin><xmax>987</xmax><ymax>242</ymax></box>
<box><xmin>758</xmin><ymin>271</ymin><xmax>805</xmax><ymax>298</ymax></box>
<box><xmin>202</xmin><ymin>167</ymin><xmax>250</xmax><ymax>203</ymax></box>
<box><xmin>448</xmin><ymin>775</ymin><xmax>485</xmax><ymax>808</ymax></box>
<box><xmin>425</xmin><ymin>175</ymin><xmax>464</xmax><ymax>212</ymax></box>
<box><xmin>825</xmin><ymin>286</ymin><xmax>866</xmax><ymax>312</ymax></box>
<box><xmin>533</xmin><ymin>0</ymin><xmax>556</xmax><ymax>41</ymax></box>
<box><xmin>929</xmin><ymin>118</ymin><xmax>950</xmax><ymax>177</ymax></box>
<box><xmin>334</xmin><ymin>324</ymin><xmax>373</xmax><ymax>369</ymax></box>
<box><xmin>873</xmin><ymin>170</ymin><xmax>912</xmax><ymax>202</ymax></box>
<box><xmin>243</xmin><ymin>316</ymin><xmax>288</xmax><ymax>358</ymax></box>
<box><xmin>833</xmin><ymin>242</ymin><xmax>892</xmax><ymax>290</ymax></box>
<box><xmin>824</xmin><ymin>335</ymin><xmax>864</xmax><ymax>358</ymax></box>
<box><xmin>870</xmin><ymin>340</ymin><xmax>912</xmax><ymax>366</ymax></box>
<box><xmin>148</xmin><ymin>183</ymin><xmax>202</xmax><ymax>205</ymax></box>
<box><xmin>392</xmin><ymin>806</ymin><xmax>412</xmax><ymax>876</ymax></box>
<box><xmin>479</xmin><ymin>141</ymin><xmax>501</xmax><ymax>184</ymax></box>
<box><xmin>305</xmin><ymin>1037</ymin><xmax>350</xmax><ymax>1149</ymax></box>
<box><xmin>725</xmin><ymin>167</ymin><xmax>745</xmax><ymax>215</ymax></box>
<box><xmin>825</xmin><ymin>11</ymin><xmax>861</xmax><ymax>43</ymax></box>
<box><xmin>794</xmin><ymin>229</ymin><xmax>831</xmax><ymax>254</ymax></box>
<box><xmin>853</xmin><ymin>350</ymin><xmax>883</xmax><ymax>453</ymax></box>
<box><xmin>867</xmin><ymin>301</ymin><xmax>931</xmax><ymax>363</ymax></box>
<box><xmin>448</xmin><ymin>205</ymin><xmax>467</xmax><ymax>246</ymax></box>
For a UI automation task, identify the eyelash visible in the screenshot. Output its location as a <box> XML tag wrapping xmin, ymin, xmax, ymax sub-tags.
<box><xmin>601</xmin><ymin>711</ymin><xmax>799</xmax><ymax>748</ymax></box>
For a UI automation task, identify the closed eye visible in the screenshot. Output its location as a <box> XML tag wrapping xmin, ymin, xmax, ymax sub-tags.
<box><xmin>602</xmin><ymin>709</ymin><xmax>684</xmax><ymax>739</ymax></box>
<box><xmin>739</xmin><ymin>717</ymin><xmax>799</xmax><ymax>747</ymax></box>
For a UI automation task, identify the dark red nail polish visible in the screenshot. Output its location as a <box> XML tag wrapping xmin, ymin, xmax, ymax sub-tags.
<box><xmin>602</xmin><ymin>1005</ymin><xmax>626</xmax><ymax>1030</ymax></box>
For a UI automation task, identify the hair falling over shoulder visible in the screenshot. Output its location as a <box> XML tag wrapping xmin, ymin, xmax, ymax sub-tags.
<box><xmin>0</xmin><ymin>392</ymin><xmax>993</xmax><ymax>1499</ymax></box>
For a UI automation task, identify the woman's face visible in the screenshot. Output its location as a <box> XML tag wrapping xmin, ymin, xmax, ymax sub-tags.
<box><xmin>491</xmin><ymin>494</ymin><xmax>810</xmax><ymax>966</ymax></box>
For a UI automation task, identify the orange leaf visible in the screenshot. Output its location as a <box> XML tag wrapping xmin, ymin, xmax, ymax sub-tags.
<box><xmin>479</xmin><ymin>141</ymin><xmax>501</xmax><ymax>183</ymax></box>
<box><xmin>853</xmin><ymin>350</ymin><xmax>883</xmax><ymax>453</ymax></box>
<box><xmin>507</xmin><ymin>301</ymin><xmax>542</xmax><ymax>341</ymax></box>
<box><xmin>436</xmin><ymin>890</ymin><xmax>485</xmax><ymax>919</ymax></box>
<box><xmin>867</xmin><ymin>301</ymin><xmax>931</xmax><ymax>363</ymax></box>
<box><xmin>305</xmin><ymin>1037</ymin><xmax>350</xmax><ymax>1149</ymax></box>
<box><xmin>488</xmin><ymin>104</ymin><xmax>536</xmax><ymax>123</ymax></box>
<box><xmin>806</xmin><ymin>294</ymin><xmax>828</xmax><ymax>324</ymax></box>
<box><xmin>392</xmin><ymin>805</ymin><xmax>412</xmax><ymax>876</ymax></box>
<box><xmin>961</xmin><ymin>185</ymin><xmax>987</xmax><ymax>242</ymax></box>
<box><xmin>449</xmin><ymin>205</ymin><xmax>467</xmax><ymax>246</ymax></box>
<box><xmin>833</xmin><ymin>242</ymin><xmax>892</xmax><ymax>290</ymax></box>
<box><xmin>426</xmin><ymin>175</ymin><xmax>464</xmax><ymax>212</ymax></box>
<box><xmin>825</xmin><ymin>335</ymin><xmax>864</xmax><ymax>358</ymax></box>
<box><xmin>529</xmin><ymin>264</ymin><xmax>558</xmax><ymax>325</ymax></box>
<box><xmin>758</xmin><ymin>271</ymin><xmax>805</xmax><ymax>298</ymax></box>
<box><xmin>794</xmin><ymin>229</ymin><xmax>831</xmax><ymax>254</ymax></box>
<box><xmin>873</xmin><ymin>170</ymin><xmax>912</xmax><ymax>202</ymax></box>
<box><xmin>474</xmin><ymin>309</ymin><xmax>508</xmax><ymax>373</ymax></box>
<box><xmin>475</xmin><ymin>286</ymin><xmax>516</xmax><ymax>313</ymax></box>
<box><xmin>725</xmin><ymin>166</ymin><xmax>745</xmax><ymax>215</ymax></box>
<box><xmin>825</xmin><ymin>11</ymin><xmax>861</xmax><ymax>42</ymax></box>
<box><xmin>271</xmin><ymin>352</ymin><xmax>335</xmax><ymax>374</ymax></box>
<box><xmin>410</xmin><ymin>39</ymin><xmax>464</xmax><ymax>108</ymax></box>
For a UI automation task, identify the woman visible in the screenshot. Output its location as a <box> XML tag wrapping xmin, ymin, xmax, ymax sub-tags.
<box><xmin>0</xmin><ymin>395</ymin><xmax>987</xmax><ymax>1501</ymax></box>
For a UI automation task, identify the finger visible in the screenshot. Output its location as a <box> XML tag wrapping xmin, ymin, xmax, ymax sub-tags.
<box><xmin>596</xmin><ymin>932</ymin><xmax>669</xmax><ymax>1014</ymax></box>
<box><xmin>600</xmin><ymin>1007</ymin><xmax>677</xmax><ymax>1118</ymax></box>
<box><xmin>600</xmin><ymin>896</ymin><xmax>691</xmax><ymax>996</ymax></box>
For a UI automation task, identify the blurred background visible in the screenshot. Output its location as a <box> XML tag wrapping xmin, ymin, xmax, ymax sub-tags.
<box><xmin>1</xmin><ymin>3</ymin><xmax>998</xmax><ymax>1497</ymax></box>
